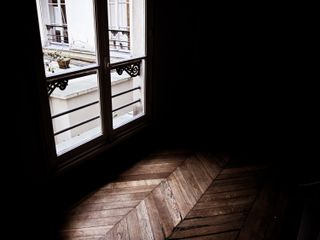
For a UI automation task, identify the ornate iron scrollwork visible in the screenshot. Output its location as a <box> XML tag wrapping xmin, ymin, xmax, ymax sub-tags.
<box><xmin>47</xmin><ymin>79</ymin><xmax>69</xmax><ymax>96</ymax></box>
<box><xmin>116</xmin><ymin>61</ymin><xmax>141</xmax><ymax>77</ymax></box>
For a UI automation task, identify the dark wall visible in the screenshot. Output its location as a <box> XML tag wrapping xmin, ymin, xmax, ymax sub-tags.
<box><xmin>152</xmin><ymin>2</ymin><xmax>273</xmax><ymax>144</ymax></box>
<box><xmin>152</xmin><ymin>2</ymin><xmax>317</xmax><ymax>157</ymax></box>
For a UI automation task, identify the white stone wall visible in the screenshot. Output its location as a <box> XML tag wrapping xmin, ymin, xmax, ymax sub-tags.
<box><xmin>111</xmin><ymin>75</ymin><xmax>134</xmax><ymax>118</ymax></box>
<box><xmin>66</xmin><ymin>0</ymin><xmax>96</xmax><ymax>52</ymax></box>
<box><xmin>131</xmin><ymin>0</ymin><xmax>145</xmax><ymax>58</ymax></box>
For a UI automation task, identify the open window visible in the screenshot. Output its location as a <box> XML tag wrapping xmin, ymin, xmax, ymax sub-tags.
<box><xmin>35</xmin><ymin>0</ymin><xmax>150</xmax><ymax>168</ymax></box>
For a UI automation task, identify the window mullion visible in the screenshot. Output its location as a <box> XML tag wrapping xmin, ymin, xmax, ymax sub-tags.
<box><xmin>94</xmin><ymin>0</ymin><xmax>113</xmax><ymax>141</ymax></box>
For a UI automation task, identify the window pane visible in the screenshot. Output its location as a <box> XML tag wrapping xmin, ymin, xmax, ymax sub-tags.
<box><xmin>61</xmin><ymin>5</ymin><xmax>67</xmax><ymax>24</ymax></box>
<box><xmin>49</xmin><ymin>73</ymin><xmax>102</xmax><ymax>155</ymax></box>
<box><xmin>36</xmin><ymin>0</ymin><xmax>97</xmax><ymax>77</ymax></box>
<box><xmin>108</xmin><ymin>0</ymin><xmax>145</xmax><ymax>63</ymax></box>
<box><xmin>111</xmin><ymin>60</ymin><xmax>145</xmax><ymax>129</ymax></box>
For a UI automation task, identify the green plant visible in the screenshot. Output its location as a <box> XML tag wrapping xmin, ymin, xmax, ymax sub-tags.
<box><xmin>47</xmin><ymin>51</ymin><xmax>68</xmax><ymax>61</ymax></box>
<box><xmin>45</xmin><ymin>51</ymin><xmax>70</xmax><ymax>71</ymax></box>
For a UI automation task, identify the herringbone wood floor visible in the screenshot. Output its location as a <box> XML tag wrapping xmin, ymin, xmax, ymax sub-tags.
<box><xmin>58</xmin><ymin>150</ymin><xmax>287</xmax><ymax>240</ymax></box>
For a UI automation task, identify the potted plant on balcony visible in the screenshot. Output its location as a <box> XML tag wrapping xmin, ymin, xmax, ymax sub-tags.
<box><xmin>47</xmin><ymin>51</ymin><xmax>70</xmax><ymax>69</ymax></box>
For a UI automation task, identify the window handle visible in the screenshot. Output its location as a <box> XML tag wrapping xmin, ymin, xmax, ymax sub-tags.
<box><xmin>104</xmin><ymin>57</ymin><xmax>110</xmax><ymax>75</ymax></box>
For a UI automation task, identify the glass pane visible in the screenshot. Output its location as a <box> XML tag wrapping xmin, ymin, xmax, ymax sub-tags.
<box><xmin>49</xmin><ymin>73</ymin><xmax>102</xmax><ymax>155</ymax></box>
<box><xmin>61</xmin><ymin>5</ymin><xmax>67</xmax><ymax>24</ymax></box>
<box><xmin>36</xmin><ymin>0</ymin><xmax>97</xmax><ymax>77</ymax></box>
<box><xmin>111</xmin><ymin>60</ymin><xmax>145</xmax><ymax>129</ymax></box>
<box><xmin>108</xmin><ymin>0</ymin><xmax>145</xmax><ymax>63</ymax></box>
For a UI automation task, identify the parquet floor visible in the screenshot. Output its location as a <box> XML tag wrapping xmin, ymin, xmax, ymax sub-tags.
<box><xmin>59</xmin><ymin>150</ymin><xmax>288</xmax><ymax>240</ymax></box>
<box><xmin>168</xmin><ymin>164</ymin><xmax>267</xmax><ymax>239</ymax></box>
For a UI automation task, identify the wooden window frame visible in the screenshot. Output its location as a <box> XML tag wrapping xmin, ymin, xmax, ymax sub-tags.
<box><xmin>32</xmin><ymin>0</ymin><xmax>154</xmax><ymax>173</ymax></box>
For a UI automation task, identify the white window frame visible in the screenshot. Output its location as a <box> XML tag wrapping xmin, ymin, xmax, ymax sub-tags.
<box><xmin>47</xmin><ymin>0</ymin><xmax>69</xmax><ymax>45</ymax></box>
<box><xmin>108</xmin><ymin>0</ymin><xmax>131</xmax><ymax>52</ymax></box>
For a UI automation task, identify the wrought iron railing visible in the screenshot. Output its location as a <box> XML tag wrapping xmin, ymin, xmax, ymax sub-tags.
<box><xmin>46</xmin><ymin>24</ymin><xmax>69</xmax><ymax>44</ymax></box>
<box><xmin>54</xmin><ymin>115</ymin><xmax>100</xmax><ymax>136</ymax></box>
<box><xmin>112</xmin><ymin>87</ymin><xmax>141</xmax><ymax>113</ymax></box>
<box><xmin>109</xmin><ymin>29</ymin><xmax>130</xmax><ymax>51</ymax></box>
<box><xmin>110</xmin><ymin>57</ymin><xmax>143</xmax><ymax>77</ymax></box>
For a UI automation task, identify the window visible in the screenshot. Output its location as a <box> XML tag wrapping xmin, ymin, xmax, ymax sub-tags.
<box><xmin>108</xmin><ymin>0</ymin><xmax>130</xmax><ymax>51</ymax></box>
<box><xmin>35</xmin><ymin>0</ymin><xmax>150</xmax><ymax>167</ymax></box>
<box><xmin>39</xmin><ymin>0</ymin><xmax>69</xmax><ymax>45</ymax></box>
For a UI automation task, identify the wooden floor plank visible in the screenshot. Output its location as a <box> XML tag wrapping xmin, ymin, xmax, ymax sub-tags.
<box><xmin>71</xmin><ymin>200</ymin><xmax>140</xmax><ymax>213</ymax></box>
<box><xmin>179</xmin><ymin>213</ymin><xmax>246</xmax><ymax>228</ymax></box>
<box><xmin>172</xmin><ymin>168</ymin><xmax>198</xmax><ymax>206</ymax></box>
<box><xmin>185</xmin><ymin>156</ymin><xmax>213</xmax><ymax>193</ymax></box>
<box><xmin>117</xmin><ymin>173</ymin><xmax>171</xmax><ymax>182</ymax></box>
<box><xmin>160</xmin><ymin>181</ymin><xmax>182</xmax><ymax>226</ymax></box>
<box><xmin>126</xmin><ymin>208</ymin><xmax>143</xmax><ymax>240</ymax></box>
<box><xmin>200</xmin><ymin>188</ymin><xmax>258</xmax><ymax>202</ymax></box>
<box><xmin>237</xmin><ymin>188</ymin><xmax>273</xmax><ymax>239</ymax></box>
<box><xmin>178</xmin><ymin>163</ymin><xmax>203</xmax><ymax>201</ymax></box>
<box><xmin>187</xmin><ymin>203</ymin><xmax>253</xmax><ymax>219</ymax></box>
<box><xmin>60</xmin><ymin>226</ymin><xmax>113</xmax><ymax>238</ymax></box>
<box><xmin>140</xmin><ymin>156</ymin><xmax>185</xmax><ymax>165</ymax></box>
<box><xmin>211</xmin><ymin>175</ymin><xmax>262</xmax><ymax>186</ymax></box>
<box><xmin>152</xmin><ymin>184</ymin><xmax>176</xmax><ymax>237</ymax></box>
<box><xmin>102</xmin><ymin>179</ymin><xmax>164</xmax><ymax>189</ymax></box>
<box><xmin>197</xmin><ymin>152</ymin><xmax>228</xmax><ymax>168</ymax></box>
<box><xmin>194</xmin><ymin>195</ymin><xmax>257</xmax><ymax>210</ymax></box>
<box><xmin>237</xmin><ymin>177</ymin><xmax>288</xmax><ymax>240</ymax></box>
<box><xmin>141</xmin><ymin>158</ymin><xmax>185</xmax><ymax>166</ymax></box>
<box><xmin>63</xmin><ymin>237</ymin><xmax>105</xmax><ymax>240</ymax></box>
<box><xmin>218</xmin><ymin>165</ymin><xmax>267</xmax><ymax>176</ymax></box>
<box><xmin>104</xmin><ymin>218</ymin><xmax>129</xmax><ymax>240</ymax></box>
<box><xmin>67</xmin><ymin>207</ymin><xmax>132</xmax><ymax>220</ymax></box>
<box><xmin>196</xmin><ymin>153</ymin><xmax>222</xmax><ymax>178</ymax></box>
<box><xmin>179</xmin><ymin>231</ymin><xmax>239</xmax><ymax>240</ymax></box>
<box><xmin>136</xmin><ymin>200</ymin><xmax>155</xmax><ymax>240</ymax></box>
<box><xmin>167</xmin><ymin>173</ymin><xmax>191</xmax><ymax>218</ymax></box>
<box><xmin>82</xmin><ymin>191</ymin><xmax>149</xmax><ymax>204</ymax></box>
<box><xmin>64</xmin><ymin>215</ymin><xmax>123</xmax><ymax>229</ymax></box>
<box><xmin>122</xmin><ymin>162</ymin><xmax>181</xmax><ymax>176</ymax></box>
<box><xmin>170</xmin><ymin>220</ymin><xmax>243</xmax><ymax>239</ymax></box>
<box><xmin>217</xmin><ymin>170</ymin><xmax>266</xmax><ymax>180</ymax></box>
<box><xmin>144</xmin><ymin>194</ymin><xmax>165</xmax><ymax>240</ymax></box>
<box><xmin>93</xmin><ymin>184</ymin><xmax>157</xmax><ymax>195</ymax></box>
<box><xmin>207</xmin><ymin>180</ymin><xmax>260</xmax><ymax>194</ymax></box>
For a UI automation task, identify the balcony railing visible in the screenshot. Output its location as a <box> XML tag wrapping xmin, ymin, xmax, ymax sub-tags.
<box><xmin>51</xmin><ymin>86</ymin><xmax>141</xmax><ymax>137</ymax></box>
<box><xmin>51</xmin><ymin>100</ymin><xmax>100</xmax><ymax>136</ymax></box>
<box><xmin>109</xmin><ymin>29</ymin><xmax>130</xmax><ymax>51</ymax></box>
<box><xmin>112</xmin><ymin>87</ymin><xmax>141</xmax><ymax>113</ymax></box>
<box><xmin>46</xmin><ymin>24</ymin><xmax>69</xmax><ymax>44</ymax></box>
<box><xmin>48</xmin><ymin>58</ymin><xmax>143</xmax><ymax>138</ymax></box>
